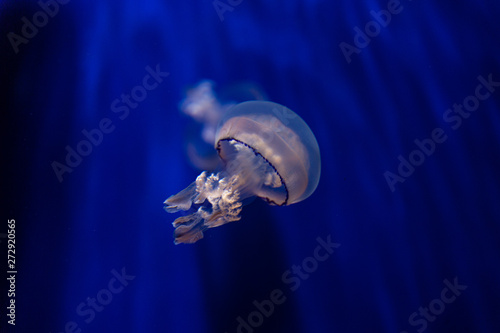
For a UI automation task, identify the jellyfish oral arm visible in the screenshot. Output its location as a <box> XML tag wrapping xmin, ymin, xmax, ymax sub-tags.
<box><xmin>163</xmin><ymin>182</ymin><xmax>198</xmax><ymax>213</ymax></box>
<box><xmin>164</xmin><ymin>171</ymin><xmax>243</xmax><ymax>244</ymax></box>
<box><xmin>165</xmin><ymin>139</ymin><xmax>284</xmax><ymax>244</ymax></box>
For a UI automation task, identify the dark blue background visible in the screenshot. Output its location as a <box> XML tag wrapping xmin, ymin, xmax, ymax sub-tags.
<box><xmin>2</xmin><ymin>1</ymin><xmax>500</xmax><ymax>332</ymax></box>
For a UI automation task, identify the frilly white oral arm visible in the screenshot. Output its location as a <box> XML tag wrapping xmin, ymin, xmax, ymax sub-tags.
<box><xmin>164</xmin><ymin>171</ymin><xmax>242</xmax><ymax>244</ymax></box>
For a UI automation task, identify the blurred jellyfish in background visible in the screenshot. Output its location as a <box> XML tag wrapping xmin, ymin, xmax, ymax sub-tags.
<box><xmin>179</xmin><ymin>80</ymin><xmax>267</xmax><ymax>171</ymax></box>
<box><xmin>165</xmin><ymin>101</ymin><xmax>321</xmax><ymax>244</ymax></box>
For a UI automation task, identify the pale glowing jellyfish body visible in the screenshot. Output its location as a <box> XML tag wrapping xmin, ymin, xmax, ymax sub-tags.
<box><xmin>164</xmin><ymin>101</ymin><xmax>321</xmax><ymax>244</ymax></box>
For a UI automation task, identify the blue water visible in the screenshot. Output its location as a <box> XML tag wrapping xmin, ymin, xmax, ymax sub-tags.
<box><xmin>2</xmin><ymin>1</ymin><xmax>500</xmax><ymax>332</ymax></box>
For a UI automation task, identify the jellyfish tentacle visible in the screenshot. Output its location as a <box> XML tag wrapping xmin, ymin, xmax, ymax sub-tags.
<box><xmin>173</xmin><ymin>214</ymin><xmax>206</xmax><ymax>244</ymax></box>
<box><xmin>163</xmin><ymin>182</ymin><xmax>198</xmax><ymax>213</ymax></box>
<box><xmin>164</xmin><ymin>171</ymin><xmax>245</xmax><ymax>244</ymax></box>
<box><xmin>172</xmin><ymin>212</ymin><xmax>201</xmax><ymax>228</ymax></box>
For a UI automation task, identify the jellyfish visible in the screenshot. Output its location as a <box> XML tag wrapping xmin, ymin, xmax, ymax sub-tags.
<box><xmin>164</xmin><ymin>101</ymin><xmax>321</xmax><ymax>244</ymax></box>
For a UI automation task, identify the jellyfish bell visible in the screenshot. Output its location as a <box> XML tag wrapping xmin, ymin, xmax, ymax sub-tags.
<box><xmin>216</xmin><ymin>101</ymin><xmax>321</xmax><ymax>205</ymax></box>
<box><xmin>164</xmin><ymin>101</ymin><xmax>321</xmax><ymax>244</ymax></box>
